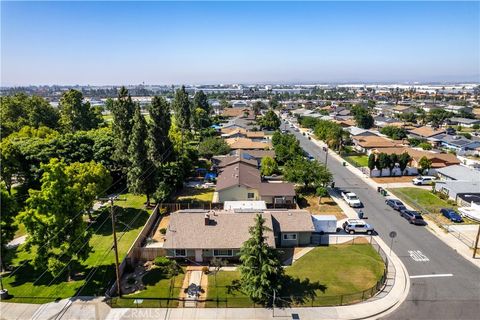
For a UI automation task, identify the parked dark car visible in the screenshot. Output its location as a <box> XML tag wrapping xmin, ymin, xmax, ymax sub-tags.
<box><xmin>400</xmin><ymin>209</ymin><xmax>427</xmax><ymax>225</ymax></box>
<box><xmin>385</xmin><ymin>199</ymin><xmax>406</xmax><ymax>211</ymax></box>
<box><xmin>440</xmin><ymin>208</ymin><xmax>463</xmax><ymax>223</ymax></box>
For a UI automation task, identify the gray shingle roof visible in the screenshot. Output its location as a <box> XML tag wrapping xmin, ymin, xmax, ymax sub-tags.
<box><xmin>437</xmin><ymin>165</ymin><xmax>480</xmax><ymax>182</ymax></box>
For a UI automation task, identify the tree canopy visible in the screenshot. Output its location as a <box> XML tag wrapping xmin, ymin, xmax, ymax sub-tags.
<box><xmin>352</xmin><ymin>105</ymin><xmax>374</xmax><ymax>129</ymax></box>
<box><xmin>258</xmin><ymin>110</ymin><xmax>280</xmax><ymax>130</ymax></box>
<box><xmin>260</xmin><ymin>156</ymin><xmax>278</xmax><ymax>176</ymax></box>
<box><xmin>58</xmin><ymin>89</ymin><xmax>103</xmax><ymax>132</ymax></box>
<box><xmin>198</xmin><ymin>137</ymin><xmax>230</xmax><ymax>159</ymax></box>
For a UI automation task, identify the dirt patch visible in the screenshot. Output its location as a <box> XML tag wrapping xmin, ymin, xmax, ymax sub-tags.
<box><xmin>298</xmin><ymin>195</ymin><xmax>347</xmax><ymax>220</ymax></box>
<box><xmin>372</xmin><ymin>176</ymin><xmax>416</xmax><ymax>183</ymax></box>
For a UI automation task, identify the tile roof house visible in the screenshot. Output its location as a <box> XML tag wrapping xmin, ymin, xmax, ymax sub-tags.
<box><xmin>163</xmin><ymin>209</ymin><xmax>315</xmax><ymax>262</ymax></box>
<box><xmin>372</xmin><ymin>147</ymin><xmax>460</xmax><ymax>168</ymax></box>
<box><xmin>222</xmin><ymin>108</ymin><xmax>253</xmax><ymax>118</ymax></box>
<box><xmin>225</xmin><ymin>137</ymin><xmax>272</xmax><ymax>150</ymax></box>
<box><xmin>352</xmin><ymin>135</ymin><xmax>403</xmax><ymax>153</ymax></box>
<box><xmin>221</xmin><ymin>128</ymin><xmax>265</xmax><ymax>140</ymax></box>
<box><xmin>213</xmin><ymin>161</ymin><xmax>295</xmax><ymax>204</ymax></box>
<box><xmin>408</xmin><ymin>126</ymin><xmax>446</xmax><ymax>139</ymax></box>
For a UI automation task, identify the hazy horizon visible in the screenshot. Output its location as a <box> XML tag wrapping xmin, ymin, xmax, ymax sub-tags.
<box><xmin>2</xmin><ymin>1</ymin><xmax>479</xmax><ymax>86</ymax></box>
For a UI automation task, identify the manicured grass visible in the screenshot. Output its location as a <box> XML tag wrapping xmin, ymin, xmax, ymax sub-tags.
<box><xmin>344</xmin><ymin>155</ymin><xmax>369</xmax><ymax>167</ymax></box>
<box><xmin>2</xmin><ymin>197</ymin><xmax>151</xmax><ymax>303</ymax></box>
<box><xmin>117</xmin><ymin>193</ymin><xmax>147</xmax><ymax>209</ymax></box>
<box><xmin>176</xmin><ymin>187</ymin><xmax>214</xmax><ymax>203</ymax></box>
<box><xmin>206</xmin><ymin>244</ymin><xmax>385</xmax><ymax>307</ymax></box>
<box><xmin>112</xmin><ymin>267</ymin><xmax>186</xmax><ymax>308</ymax></box>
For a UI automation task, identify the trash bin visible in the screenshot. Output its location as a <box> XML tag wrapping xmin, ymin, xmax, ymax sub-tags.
<box><xmin>342</xmin><ymin>162</ymin><xmax>346</xmax><ymax>166</ymax></box>
<box><xmin>377</xmin><ymin>187</ymin><xmax>382</xmax><ymax>193</ymax></box>
<box><xmin>358</xmin><ymin>210</ymin><xmax>364</xmax><ymax>219</ymax></box>
<box><xmin>331</xmin><ymin>182</ymin><xmax>335</xmax><ymax>188</ymax></box>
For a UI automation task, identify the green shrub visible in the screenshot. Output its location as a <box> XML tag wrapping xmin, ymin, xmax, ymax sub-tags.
<box><xmin>419</xmin><ymin>142</ymin><xmax>432</xmax><ymax>150</ymax></box>
<box><xmin>159</xmin><ymin>228</ymin><xmax>167</xmax><ymax>235</ymax></box>
<box><xmin>127</xmin><ymin>277</ymin><xmax>136</xmax><ymax>285</ymax></box>
<box><xmin>154</xmin><ymin>256</ymin><xmax>172</xmax><ymax>267</ymax></box>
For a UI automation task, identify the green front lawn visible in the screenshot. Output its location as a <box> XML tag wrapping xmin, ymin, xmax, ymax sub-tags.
<box><xmin>111</xmin><ymin>267</ymin><xmax>186</xmax><ymax>308</ymax></box>
<box><xmin>206</xmin><ymin>244</ymin><xmax>385</xmax><ymax>307</ymax></box>
<box><xmin>2</xmin><ymin>195</ymin><xmax>151</xmax><ymax>303</ymax></box>
<box><xmin>344</xmin><ymin>155</ymin><xmax>369</xmax><ymax>167</ymax></box>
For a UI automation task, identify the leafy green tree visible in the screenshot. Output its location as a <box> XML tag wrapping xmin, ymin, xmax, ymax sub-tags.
<box><xmin>0</xmin><ymin>93</ymin><xmax>59</xmax><ymax>138</ymax></box>
<box><xmin>380</xmin><ymin>126</ymin><xmax>407</xmax><ymax>140</ymax></box>
<box><xmin>388</xmin><ymin>153</ymin><xmax>398</xmax><ymax>175</ymax></box>
<box><xmin>252</xmin><ymin>101</ymin><xmax>264</xmax><ymax>116</ymax></box>
<box><xmin>284</xmin><ymin>158</ymin><xmax>332</xmax><ymax>190</ymax></box>
<box><xmin>419</xmin><ymin>142</ymin><xmax>432</xmax><ymax>150</ymax></box>
<box><xmin>313</xmin><ymin>120</ymin><xmax>349</xmax><ymax>151</ymax></box>
<box><xmin>398</xmin><ymin>152</ymin><xmax>412</xmax><ymax>173</ymax></box>
<box><xmin>66</xmin><ymin>161</ymin><xmax>112</xmax><ymax>220</ymax></box>
<box><xmin>427</xmin><ymin>109</ymin><xmax>453</xmax><ymax>128</ymax></box>
<box><xmin>419</xmin><ymin>156</ymin><xmax>432</xmax><ymax>174</ymax></box>
<box><xmin>271</xmin><ymin>131</ymin><xmax>304</xmax><ymax>164</ymax></box>
<box><xmin>376</xmin><ymin>153</ymin><xmax>391</xmax><ymax>176</ymax></box>
<box><xmin>198</xmin><ymin>137</ymin><xmax>230</xmax><ymax>159</ymax></box>
<box><xmin>260</xmin><ymin>156</ymin><xmax>278</xmax><ymax>176</ymax></box>
<box><xmin>193</xmin><ymin>90</ymin><xmax>211</xmax><ymax>114</ymax></box>
<box><xmin>127</xmin><ymin>105</ymin><xmax>153</xmax><ymax>205</ymax></box>
<box><xmin>0</xmin><ymin>139</ymin><xmax>21</xmax><ymax>194</ymax></box>
<box><xmin>19</xmin><ymin>159</ymin><xmax>92</xmax><ymax>278</ymax></box>
<box><xmin>367</xmin><ymin>153</ymin><xmax>376</xmax><ymax>172</ymax></box>
<box><xmin>239</xmin><ymin>214</ymin><xmax>283</xmax><ymax>305</ymax></box>
<box><xmin>109</xmin><ymin>87</ymin><xmax>136</xmax><ymax>167</ymax></box>
<box><xmin>352</xmin><ymin>105</ymin><xmax>374</xmax><ymax>129</ymax></box>
<box><xmin>258</xmin><ymin>110</ymin><xmax>281</xmax><ymax>130</ymax></box>
<box><xmin>192</xmin><ymin>107</ymin><xmax>211</xmax><ymax>131</ymax></box>
<box><xmin>58</xmin><ymin>89</ymin><xmax>103</xmax><ymax>132</ymax></box>
<box><xmin>398</xmin><ymin>112</ymin><xmax>417</xmax><ymax>123</ymax></box>
<box><xmin>0</xmin><ymin>184</ymin><xmax>18</xmax><ymax>270</ymax></box>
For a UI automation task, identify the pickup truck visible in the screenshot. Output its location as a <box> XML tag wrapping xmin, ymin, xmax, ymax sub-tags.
<box><xmin>341</xmin><ymin>192</ymin><xmax>362</xmax><ymax>208</ymax></box>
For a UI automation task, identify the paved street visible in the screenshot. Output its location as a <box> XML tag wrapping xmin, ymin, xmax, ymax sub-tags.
<box><xmin>284</xmin><ymin>123</ymin><xmax>480</xmax><ymax>320</ymax></box>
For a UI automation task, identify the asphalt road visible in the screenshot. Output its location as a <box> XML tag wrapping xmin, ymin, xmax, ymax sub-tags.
<box><xmin>283</xmin><ymin>123</ymin><xmax>480</xmax><ymax>320</ymax></box>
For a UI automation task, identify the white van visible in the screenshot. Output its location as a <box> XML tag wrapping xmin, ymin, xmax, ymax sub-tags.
<box><xmin>412</xmin><ymin>176</ymin><xmax>436</xmax><ymax>185</ymax></box>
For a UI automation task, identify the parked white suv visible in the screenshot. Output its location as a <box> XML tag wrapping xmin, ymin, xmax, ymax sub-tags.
<box><xmin>342</xmin><ymin>219</ymin><xmax>374</xmax><ymax>235</ymax></box>
<box><xmin>412</xmin><ymin>176</ymin><xmax>436</xmax><ymax>185</ymax></box>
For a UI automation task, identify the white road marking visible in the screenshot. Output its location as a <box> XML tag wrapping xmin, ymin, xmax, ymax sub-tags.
<box><xmin>408</xmin><ymin>250</ymin><xmax>430</xmax><ymax>262</ymax></box>
<box><xmin>410</xmin><ymin>274</ymin><xmax>453</xmax><ymax>279</ymax></box>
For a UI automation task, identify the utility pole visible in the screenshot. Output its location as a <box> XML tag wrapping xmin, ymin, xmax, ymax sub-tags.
<box><xmin>98</xmin><ymin>195</ymin><xmax>126</xmax><ymax>297</ymax></box>
<box><xmin>473</xmin><ymin>224</ymin><xmax>480</xmax><ymax>259</ymax></box>
<box><xmin>323</xmin><ymin>146</ymin><xmax>329</xmax><ymax>166</ymax></box>
<box><xmin>272</xmin><ymin>289</ymin><xmax>276</xmax><ymax>317</ymax></box>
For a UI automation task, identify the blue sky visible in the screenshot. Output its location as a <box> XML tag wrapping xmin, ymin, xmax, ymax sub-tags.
<box><xmin>1</xmin><ymin>1</ymin><xmax>479</xmax><ymax>85</ymax></box>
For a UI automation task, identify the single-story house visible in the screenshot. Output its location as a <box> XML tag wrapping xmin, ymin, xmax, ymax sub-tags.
<box><xmin>231</xmin><ymin>100</ymin><xmax>249</xmax><ymax>108</ymax></box>
<box><xmin>221</xmin><ymin>128</ymin><xmax>265</xmax><ymax>140</ymax></box>
<box><xmin>212</xmin><ymin>155</ymin><xmax>259</xmax><ymax>170</ymax></box>
<box><xmin>436</xmin><ymin>165</ymin><xmax>480</xmax><ymax>182</ymax></box>
<box><xmin>225</xmin><ymin>137</ymin><xmax>272</xmax><ymax>150</ymax></box>
<box><xmin>162</xmin><ymin>209</ymin><xmax>315</xmax><ymax>262</ymax></box>
<box><xmin>434</xmin><ymin>180</ymin><xmax>480</xmax><ymax>205</ymax></box>
<box><xmin>408</xmin><ymin>126</ymin><xmax>446</xmax><ymax>139</ymax></box>
<box><xmin>352</xmin><ymin>135</ymin><xmax>403</xmax><ymax>153</ymax></box>
<box><xmin>232</xmin><ymin>149</ymin><xmax>276</xmax><ymax>160</ymax></box>
<box><xmin>333</xmin><ymin>119</ymin><xmax>356</xmax><ymax>128</ymax></box>
<box><xmin>213</xmin><ymin>161</ymin><xmax>295</xmax><ymax>204</ymax></box>
<box><xmin>347</xmin><ymin>126</ymin><xmax>379</xmax><ymax>137</ymax></box>
<box><xmin>392</xmin><ymin>105</ymin><xmax>417</xmax><ymax>115</ymax></box>
<box><xmin>444</xmin><ymin>105</ymin><xmax>473</xmax><ymax>115</ymax></box>
<box><xmin>372</xmin><ymin>147</ymin><xmax>460</xmax><ymax>169</ymax></box>
<box><xmin>430</xmin><ymin>134</ymin><xmax>480</xmax><ymax>154</ymax></box>
<box><xmin>447</xmin><ymin>118</ymin><xmax>480</xmax><ymax>128</ymax></box>
<box><xmin>222</xmin><ymin>108</ymin><xmax>253</xmax><ymax>118</ymax></box>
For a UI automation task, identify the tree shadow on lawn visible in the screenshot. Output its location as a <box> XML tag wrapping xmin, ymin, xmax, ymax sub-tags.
<box><xmin>277</xmin><ymin>276</ymin><xmax>327</xmax><ymax>307</ymax></box>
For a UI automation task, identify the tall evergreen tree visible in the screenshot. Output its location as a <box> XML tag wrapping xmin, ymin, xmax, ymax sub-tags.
<box><xmin>109</xmin><ymin>87</ymin><xmax>136</xmax><ymax>168</ymax></box>
<box><xmin>58</xmin><ymin>89</ymin><xmax>103</xmax><ymax>132</ymax></box>
<box><xmin>148</xmin><ymin>96</ymin><xmax>174</xmax><ymax>164</ymax></box>
<box><xmin>127</xmin><ymin>105</ymin><xmax>153</xmax><ymax>204</ymax></box>
<box><xmin>193</xmin><ymin>90</ymin><xmax>210</xmax><ymax>114</ymax></box>
<box><xmin>172</xmin><ymin>86</ymin><xmax>191</xmax><ymax>150</ymax></box>
<box><xmin>239</xmin><ymin>214</ymin><xmax>283</xmax><ymax>305</ymax></box>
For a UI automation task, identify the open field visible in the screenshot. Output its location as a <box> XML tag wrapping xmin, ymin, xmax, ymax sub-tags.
<box><xmin>2</xmin><ymin>194</ymin><xmax>150</xmax><ymax>303</ymax></box>
<box><xmin>206</xmin><ymin>244</ymin><xmax>385</xmax><ymax>307</ymax></box>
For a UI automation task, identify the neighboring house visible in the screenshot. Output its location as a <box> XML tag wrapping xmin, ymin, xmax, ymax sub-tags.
<box><xmin>374</xmin><ymin>116</ymin><xmax>400</xmax><ymax>128</ymax></box>
<box><xmin>221</xmin><ymin>128</ymin><xmax>265</xmax><ymax>140</ymax></box>
<box><xmin>408</xmin><ymin>126</ymin><xmax>446</xmax><ymax>139</ymax></box>
<box><xmin>333</xmin><ymin>119</ymin><xmax>356</xmax><ymax>128</ymax></box>
<box><xmin>434</xmin><ymin>180</ymin><xmax>480</xmax><ymax>205</ymax></box>
<box><xmin>444</xmin><ymin>105</ymin><xmax>473</xmax><ymax>115</ymax></box>
<box><xmin>372</xmin><ymin>147</ymin><xmax>460</xmax><ymax>169</ymax></box>
<box><xmin>436</xmin><ymin>165</ymin><xmax>480</xmax><ymax>182</ymax></box>
<box><xmin>347</xmin><ymin>126</ymin><xmax>379</xmax><ymax>137</ymax></box>
<box><xmin>162</xmin><ymin>209</ymin><xmax>315</xmax><ymax>262</ymax></box>
<box><xmin>430</xmin><ymin>134</ymin><xmax>480</xmax><ymax>155</ymax></box>
<box><xmin>351</xmin><ymin>135</ymin><xmax>403</xmax><ymax>153</ymax></box>
<box><xmin>225</xmin><ymin>137</ymin><xmax>272</xmax><ymax>150</ymax></box>
<box><xmin>231</xmin><ymin>100</ymin><xmax>249</xmax><ymax>108</ymax></box>
<box><xmin>213</xmin><ymin>161</ymin><xmax>295</xmax><ymax>204</ymax></box>
<box><xmin>221</xmin><ymin>117</ymin><xmax>256</xmax><ymax>131</ymax></box>
<box><xmin>447</xmin><ymin>117</ymin><xmax>480</xmax><ymax>128</ymax></box>
<box><xmin>212</xmin><ymin>155</ymin><xmax>259</xmax><ymax>170</ymax></box>
<box><xmin>392</xmin><ymin>105</ymin><xmax>417</xmax><ymax>115</ymax></box>
<box><xmin>291</xmin><ymin>108</ymin><xmax>314</xmax><ymax>117</ymax></box>
<box><xmin>222</xmin><ymin>108</ymin><xmax>253</xmax><ymax>118</ymax></box>
<box><xmin>232</xmin><ymin>149</ymin><xmax>276</xmax><ymax>160</ymax></box>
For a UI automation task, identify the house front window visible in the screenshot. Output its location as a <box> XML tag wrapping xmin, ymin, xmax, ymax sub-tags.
<box><xmin>174</xmin><ymin>249</ymin><xmax>186</xmax><ymax>257</ymax></box>
<box><xmin>283</xmin><ymin>233</ymin><xmax>297</xmax><ymax>240</ymax></box>
<box><xmin>247</xmin><ymin>192</ymin><xmax>255</xmax><ymax>199</ymax></box>
<box><xmin>213</xmin><ymin>249</ymin><xmax>233</xmax><ymax>257</ymax></box>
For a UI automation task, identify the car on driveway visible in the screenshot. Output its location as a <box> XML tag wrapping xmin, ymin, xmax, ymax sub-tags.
<box><xmin>342</xmin><ymin>219</ymin><xmax>374</xmax><ymax>235</ymax></box>
<box><xmin>440</xmin><ymin>208</ymin><xmax>463</xmax><ymax>223</ymax></box>
<box><xmin>385</xmin><ymin>199</ymin><xmax>407</xmax><ymax>211</ymax></box>
<box><xmin>412</xmin><ymin>176</ymin><xmax>436</xmax><ymax>185</ymax></box>
<box><xmin>400</xmin><ymin>209</ymin><xmax>427</xmax><ymax>225</ymax></box>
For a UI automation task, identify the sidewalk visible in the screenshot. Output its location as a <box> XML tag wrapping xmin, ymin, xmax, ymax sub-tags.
<box><xmin>309</xmin><ymin>136</ymin><xmax>480</xmax><ymax>269</ymax></box>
